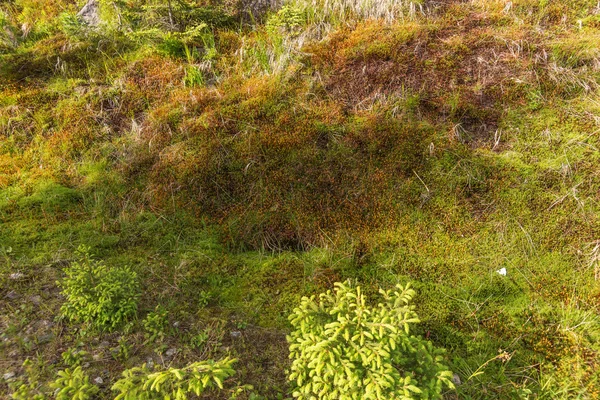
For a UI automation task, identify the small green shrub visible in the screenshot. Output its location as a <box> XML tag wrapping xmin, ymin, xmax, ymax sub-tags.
<box><xmin>143</xmin><ymin>305</ymin><xmax>169</xmax><ymax>342</ymax></box>
<box><xmin>112</xmin><ymin>357</ymin><xmax>237</xmax><ymax>399</ymax></box>
<box><xmin>266</xmin><ymin>5</ymin><xmax>305</xmax><ymax>35</ymax></box>
<box><xmin>9</xmin><ymin>359</ymin><xmax>48</xmax><ymax>400</ymax></box>
<box><xmin>183</xmin><ymin>65</ymin><xmax>204</xmax><ymax>87</ymax></box>
<box><xmin>287</xmin><ymin>281</ymin><xmax>454</xmax><ymax>399</ymax></box>
<box><xmin>49</xmin><ymin>366</ymin><xmax>99</xmax><ymax>400</ymax></box>
<box><xmin>61</xmin><ymin>346</ymin><xmax>89</xmax><ymax>367</ymax></box>
<box><xmin>58</xmin><ymin>245</ymin><xmax>140</xmax><ymax>330</ymax></box>
<box><xmin>58</xmin><ymin>12</ymin><xmax>85</xmax><ymax>40</ymax></box>
<box><xmin>190</xmin><ymin>330</ymin><xmax>209</xmax><ymax>349</ymax></box>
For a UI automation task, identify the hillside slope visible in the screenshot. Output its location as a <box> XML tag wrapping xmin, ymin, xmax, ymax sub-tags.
<box><xmin>1</xmin><ymin>0</ymin><xmax>600</xmax><ymax>398</ymax></box>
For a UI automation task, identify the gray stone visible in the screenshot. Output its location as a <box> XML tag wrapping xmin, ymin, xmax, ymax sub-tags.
<box><xmin>5</xmin><ymin>290</ymin><xmax>18</xmax><ymax>300</ymax></box>
<box><xmin>36</xmin><ymin>333</ymin><xmax>54</xmax><ymax>344</ymax></box>
<box><xmin>77</xmin><ymin>0</ymin><xmax>101</xmax><ymax>27</ymax></box>
<box><xmin>9</xmin><ymin>272</ymin><xmax>25</xmax><ymax>280</ymax></box>
<box><xmin>165</xmin><ymin>348</ymin><xmax>177</xmax><ymax>357</ymax></box>
<box><xmin>230</xmin><ymin>331</ymin><xmax>242</xmax><ymax>338</ymax></box>
<box><xmin>93</xmin><ymin>376</ymin><xmax>104</xmax><ymax>385</ymax></box>
<box><xmin>38</xmin><ymin>320</ymin><xmax>53</xmax><ymax>329</ymax></box>
<box><xmin>240</xmin><ymin>0</ymin><xmax>280</xmax><ymax>18</ymax></box>
<box><xmin>452</xmin><ymin>373</ymin><xmax>462</xmax><ymax>386</ymax></box>
<box><xmin>3</xmin><ymin>372</ymin><xmax>15</xmax><ymax>380</ymax></box>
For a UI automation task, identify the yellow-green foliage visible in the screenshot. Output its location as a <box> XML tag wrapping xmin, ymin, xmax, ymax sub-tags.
<box><xmin>111</xmin><ymin>357</ymin><xmax>237</xmax><ymax>399</ymax></box>
<box><xmin>2</xmin><ymin>0</ymin><xmax>600</xmax><ymax>398</ymax></box>
<box><xmin>50</xmin><ymin>367</ymin><xmax>99</xmax><ymax>400</ymax></box>
<box><xmin>58</xmin><ymin>246</ymin><xmax>140</xmax><ymax>330</ymax></box>
<box><xmin>288</xmin><ymin>282</ymin><xmax>454</xmax><ymax>399</ymax></box>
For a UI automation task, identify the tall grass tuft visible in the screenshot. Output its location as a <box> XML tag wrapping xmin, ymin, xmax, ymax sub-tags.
<box><xmin>287</xmin><ymin>0</ymin><xmax>426</xmax><ymax>26</ymax></box>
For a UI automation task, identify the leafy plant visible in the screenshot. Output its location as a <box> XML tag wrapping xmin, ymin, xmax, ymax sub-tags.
<box><xmin>266</xmin><ymin>6</ymin><xmax>305</xmax><ymax>35</ymax></box>
<box><xmin>112</xmin><ymin>357</ymin><xmax>237</xmax><ymax>399</ymax></box>
<box><xmin>49</xmin><ymin>366</ymin><xmax>99</xmax><ymax>400</ymax></box>
<box><xmin>197</xmin><ymin>290</ymin><xmax>212</xmax><ymax>308</ymax></box>
<box><xmin>287</xmin><ymin>281</ymin><xmax>455</xmax><ymax>399</ymax></box>
<box><xmin>143</xmin><ymin>305</ymin><xmax>169</xmax><ymax>342</ymax></box>
<box><xmin>61</xmin><ymin>346</ymin><xmax>89</xmax><ymax>367</ymax></box>
<box><xmin>9</xmin><ymin>359</ymin><xmax>48</xmax><ymax>400</ymax></box>
<box><xmin>111</xmin><ymin>337</ymin><xmax>132</xmax><ymax>362</ymax></box>
<box><xmin>183</xmin><ymin>65</ymin><xmax>204</xmax><ymax>87</ymax></box>
<box><xmin>58</xmin><ymin>245</ymin><xmax>140</xmax><ymax>330</ymax></box>
<box><xmin>189</xmin><ymin>330</ymin><xmax>209</xmax><ymax>349</ymax></box>
<box><xmin>58</xmin><ymin>12</ymin><xmax>85</xmax><ymax>40</ymax></box>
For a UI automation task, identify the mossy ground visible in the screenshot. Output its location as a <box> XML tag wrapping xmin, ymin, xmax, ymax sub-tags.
<box><xmin>1</xmin><ymin>0</ymin><xmax>600</xmax><ymax>398</ymax></box>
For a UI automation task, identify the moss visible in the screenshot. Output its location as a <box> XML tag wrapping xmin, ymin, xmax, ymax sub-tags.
<box><xmin>2</xmin><ymin>0</ymin><xmax>600</xmax><ymax>398</ymax></box>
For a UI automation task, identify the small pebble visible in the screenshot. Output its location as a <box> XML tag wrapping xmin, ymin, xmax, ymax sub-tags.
<box><xmin>5</xmin><ymin>291</ymin><xmax>19</xmax><ymax>300</ymax></box>
<box><xmin>452</xmin><ymin>373</ymin><xmax>462</xmax><ymax>386</ymax></box>
<box><xmin>38</xmin><ymin>320</ymin><xmax>53</xmax><ymax>329</ymax></box>
<box><xmin>172</xmin><ymin>321</ymin><xmax>180</xmax><ymax>328</ymax></box>
<box><xmin>93</xmin><ymin>377</ymin><xmax>104</xmax><ymax>385</ymax></box>
<box><xmin>36</xmin><ymin>333</ymin><xmax>54</xmax><ymax>344</ymax></box>
<box><xmin>9</xmin><ymin>272</ymin><xmax>25</xmax><ymax>280</ymax></box>
<box><xmin>165</xmin><ymin>348</ymin><xmax>177</xmax><ymax>357</ymax></box>
<box><xmin>230</xmin><ymin>331</ymin><xmax>242</xmax><ymax>338</ymax></box>
<box><xmin>3</xmin><ymin>372</ymin><xmax>15</xmax><ymax>380</ymax></box>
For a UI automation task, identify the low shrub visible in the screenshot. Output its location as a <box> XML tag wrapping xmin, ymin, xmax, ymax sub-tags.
<box><xmin>112</xmin><ymin>357</ymin><xmax>237</xmax><ymax>399</ymax></box>
<box><xmin>143</xmin><ymin>305</ymin><xmax>169</xmax><ymax>342</ymax></box>
<box><xmin>50</xmin><ymin>367</ymin><xmax>99</xmax><ymax>400</ymax></box>
<box><xmin>288</xmin><ymin>281</ymin><xmax>454</xmax><ymax>399</ymax></box>
<box><xmin>58</xmin><ymin>245</ymin><xmax>140</xmax><ymax>330</ymax></box>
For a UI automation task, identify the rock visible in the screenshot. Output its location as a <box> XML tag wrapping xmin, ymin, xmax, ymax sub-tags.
<box><xmin>230</xmin><ymin>331</ymin><xmax>242</xmax><ymax>338</ymax></box>
<box><xmin>452</xmin><ymin>373</ymin><xmax>462</xmax><ymax>386</ymax></box>
<box><xmin>9</xmin><ymin>272</ymin><xmax>25</xmax><ymax>280</ymax></box>
<box><xmin>38</xmin><ymin>320</ymin><xmax>53</xmax><ymax>329</ymax></box>
<box><xmin>77</xmin><ymin>0</ymin><xmax>101</xmax><ymax>27</ymax></box>
<box><xmin>30</xmin><ymin>295</ymin><xmax>42</xmax><ymax>305</ymax></box>
<box><xmin>240</xmin><ymin>0</ymin><xmax>280</xmax><ymax>19</ymax></box>
<box><xmin>93</xmin><ymin>376</ymin><xmax>104</xmax><ymax>385</ymax></box>
<box><xmin>146</xmin><ymin>357</ymin><xmax>154</xmax><ymax>368</ymax></box>
<box><xmin>36</xmin><ymin>333</ymin><xmax>54</xmax><ymax>344</ymax></box>
<box><xmin>172</xmin><ymin>321</ymin><xmax>180</xmax><ymax>328</ymax></box>
<box><xmin>165</xmin><ymin>348</ymin><xmax>177</xmax><ymax>357</ymax></box>
<box><xmin>3</xmin><ymin>372</ymin><xmax>15</xmax><ymax>380</ymax></box>
<box><xmin>5</xmin><ymin>290</ymin><xmax>18</xmax><ymax>300</ymax></box>
<box><xmin>92</xmin><ymin>353</ymin><xmax>102</xmax><ymax>361</ymax></box>
<box><xmin>496</xmin><ymin>267</ymin><xmax>507</xmax><ymax>276</ymax></box>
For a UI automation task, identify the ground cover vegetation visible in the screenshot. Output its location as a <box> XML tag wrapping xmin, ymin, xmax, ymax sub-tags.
<box><xmin>1</xmin><ymin>0</ymin><xmax>600</xmax><ymax>398</ymax></box>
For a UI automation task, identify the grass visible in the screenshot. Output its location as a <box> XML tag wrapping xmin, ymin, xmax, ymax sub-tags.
<box><xmin>1</xmin><ymin>0</ymin><xmax>600</xmax><ymax>398</ymax></box>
